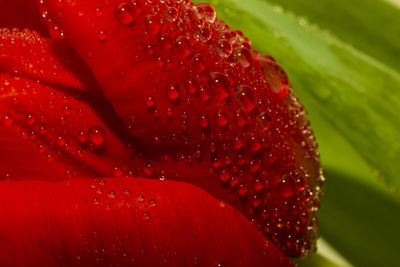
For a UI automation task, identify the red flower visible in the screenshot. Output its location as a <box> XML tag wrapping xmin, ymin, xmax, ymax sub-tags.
<box><xmin>0</xmin><ymin>0</ymin><xmax>323</xmax><ymax>265</ymax></box>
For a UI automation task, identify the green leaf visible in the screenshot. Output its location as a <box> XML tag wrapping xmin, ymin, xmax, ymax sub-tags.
<box><xmin>262</xmin><ymin>0</ymin><xmax>400</xmax><ymax>71</ymax></box>
<box><xmin>193</xmin><ymin>0</ymin><xmax>400</xmax><ymax>266</ymax></box>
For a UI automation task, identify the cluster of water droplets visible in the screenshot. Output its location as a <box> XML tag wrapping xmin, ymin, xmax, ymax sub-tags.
<box><xmin>3</xmin><ymin>0</ymin><xmax>326</xmax><ymax>258</ymax></box>
<box><xmin>76</xmin><ymin>0</ymin><xmax>322</xmax><ymax>257</ymax></box>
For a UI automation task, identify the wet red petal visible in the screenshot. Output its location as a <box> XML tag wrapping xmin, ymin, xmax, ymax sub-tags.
<box><xmin>0</xmin><ymin>28</ymin><xmax>102</xmax><ymax>94</ymax></box>
<box><xmin>0</xmin><ymin>0</ymin><xmax>48</xmax><ymax>36</ymax></box>
<box><xmin>43</xmin><ymin>0</ymin><xmax>323</xmax><ymax>257</ymax></box>
<box><xmin>0</xmin><ymin>178</ymin><xmax>294</xmax><ymax>266</ymax></box>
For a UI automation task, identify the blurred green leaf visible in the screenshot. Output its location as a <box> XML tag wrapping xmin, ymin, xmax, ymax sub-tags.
<box><xmin>194</xmin><ymin>0</ymin><xmax>400</xmax><ymax>266</ymax></box>
<box><xmin>263</xmin><ymin>0</ymin><xmax>400</xmax><ymax>71</ymax></box>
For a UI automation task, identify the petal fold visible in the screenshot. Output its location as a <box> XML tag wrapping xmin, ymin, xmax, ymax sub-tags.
<box><xmin>0</xmin><ymin>178</ymin><xmax>294</xmax><ymax>267</ymax></box>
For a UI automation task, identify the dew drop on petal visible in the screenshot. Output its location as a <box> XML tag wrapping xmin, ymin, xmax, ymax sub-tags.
<box><xmin>114</xmin><ymin>3</ymin><xmax>135</xmax><ymax>25</ymax></box>
<box><xmin>215</xmin><ymin>39</ymin><xmax>233</xmax><ymax>58</ymax></box>
<box><xmin>108</xmin><ymin>190</ymin><xmax>116</xmax><ymax>199</ymax></box>
<box><xmin>142</xmin><ymin>212</ymin><xmax>150</xmax><ymax>221</ymax></box>
<box><xmin>234</xmin><ymin>47</ymin><xmax>252</xmax><ymax>68</ymax></box>
<box><xmin>1</xmin><ymin>113</ymin><xmax>14</xmax><ymax>127</ymax></box>
<box><xmin>97</xmin><ymin>30</ymin><xmax>107</xmax><ymax>41</ymax></box>
<box><xmin>215</xmin><ymin>110</ymin><xmax>228</xmax><ymax>127</ymax></box>
<box><xmin>88</xmin><ymin>126</ymin><xmax>105</xmax><ymax>146</ymax></box>
<box><xmin>236</xmin><ymin>85</ymin><xmax>256</xmax><ymax>112</ymax></box>
<box><xmin>25</xmin><ymin>112</ymin><xmax>36</xmax><ymax>126</ymax></box>
<box><xmin>166</xmin><ymin>83</ymin><xmax>180</xmax><ymax>103</ymax></box>
<box><xmin>144</xmin><ymin>15</ymin><xmax>160</xmax><ymax>35</ymax></box>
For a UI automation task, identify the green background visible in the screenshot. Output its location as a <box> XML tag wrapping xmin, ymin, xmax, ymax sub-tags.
<box><xmin>193</xmin><ymin>0</ymin><xmax>400</xmax><ymax>266</ymax></box>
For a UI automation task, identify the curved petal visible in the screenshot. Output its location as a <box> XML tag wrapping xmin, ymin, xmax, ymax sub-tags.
<box><xmin>0</xmin><ymin>28</ymin><xmax>102</xmax><ymax>94</ymax></box>
<box><xmin>0</xmin><ymin>178</ymin><xmax>294</xmax><ymax>267</ymax></box>
<box><xmin>0</xmin><ymin>0</ymin><xmax>48</xmax><ymax>36</ymax></box>
<box><xmin>43</xmin><ymin>0</ymin><xmax>323</xmax><ymax>256</ymax></box>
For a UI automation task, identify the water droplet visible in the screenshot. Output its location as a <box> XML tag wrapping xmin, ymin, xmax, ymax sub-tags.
<box><xmin>166</xmin><ymin>7</ymin><xmax>178</xmax><ymax>22</ymax></box>
<box><xmin>260</xmin><ymin>55</ymin><xmax>289</xmax><ymax>99</ymax></box>
<box><xmin>215</xmin><ymin>39</ymin><xmax>232</xmax><ymax>58</ymax></box>
<box><xmin>192</xmin><ymin>53</ymin><xmax>205</xmax><ymax>72</ymax></box>
<box><xmin>118</xmin><ymin>189</ymin><xmax>128</xmax><ymax>197</ymax></box>
<box><xmin>111</xmin><ymin>165</ymin><xmax>123</xmax><ymax>177</ymax></box>
<box><xmin>144</xmin><ymin>15</ymin><xmax>160</xmax><ymax>35</ymax></box>
<box><xmin>195</xmin><ymin>3</ymin><xmax>216</xmax><ymax>23</ymax></box>
<box><xmin>114</xmin><ymin>3</ymin><xmax>135</xmax><ymax>25</ymax></box>
<box><xmin>234</xmin><ymin>109</ymin><xmax>247</xmax><ymax>127</ymax></box>
<box><xmin>215</xmin><ymin>110</ymin><xmax>228</xmax><ymax>127</ymax></box>
<box><xmin>148</xmin><ymin>199</ymin><xmax>157</xmax><ymax>208</ymax></box>
<box><xmin>233</xmin><ymin>136</ymin><xmax>244</xmax><ymax>151</ymax></box>
<box><xmin>88</xmin><ymin>126</ymin><xmax>105</xmax><ymax>146</ymax></box>
<box><xmin>193</xmin><ymin>256</ymin><xmax>200</xmax><ymax>265</ymax></box>
<box><xmin>56</xmin><ymin>136</ymin><xmax>65</xmax><ymax>146</ymax></box>
<box><xmin>108</xmin><ymin>190</ymin><xmax>116</xmax><ymax>199</ymax></box>
<box><xmin>199</xmin><ymin>87</ymin><xmax>209</xmax><ymax>102</ymax></box>
<box><xmin>249</xmin><ymin>136</ymin><xmax>261</xmax><ymax>152</ymax></box>
<box><xmin>97</xmin><ymin>30</ymin><xmax>107</xmax><ymax>41</ymax></box>
<box><xmin>90</xmin><ymin>198</ymin><xmax>101</xmax><ymax>209</ymax></box>
<box><xmin>144</xmin><ymin>164</ymin><xmax>154</xmax><ymax>177</ymax></box>
<box><xmin>234</xmin><ymin>47</ymin><xmax>252</xmax><ymax>68</ymax></box>
<box><xmin>237</xmin><ymin>184</ymin><xmax>248</xmax><ymax>197</ymax></box>
<box><xmin>25</xmin><ymin>112</ymin><xmax>36</xmax><ymax>126</ymax></box>
<box><xmin>95</xmin><ymin>7</ymin><xmax>103</xmax><ymax>16</ymax></box>
<box><xmin>175</xmin><ymin>36</ymin><xmax>190</xmax><ymax>58</ymax></box>
<box><xmin>142</xmin><ymin>212</ymin><xmax>150</xmax><ymax>221</ymax></box>
<box><xmin>253</xmin><ymin>180</ymin><xmax>264</xmax><ymax>192</ymax></box>
<box><xmin>137</xmin><ymin>193</ymin><xmax>145</xmax><ymax>202</ymax></box>
<box><xmin>236</xmin><ymin>85</ymin><xmax>256</xmax><ymax>112</ymax></box>
<box><xmin>219</xmin><ymin>169</ymin><xmax>230</xmax><ymax>182</ymax></box>
<box><xmin>159</xmin><ymin>34</ymin><xmax>172</xmax><ymax>50</ymax></box>
<box><xmin>166</xmin><ymin>83</ymin><xmax>180</xmax><ymax>103</ymax></box>
<box><xmin>145</xmin><ymin>96</ymin><xmax>155</xmax><ymax>109</ymax></box>
<box><xmin>63</xmin><ymin>105</ymin><xmax>72</xmax><ymax>115</ymax></box>
<box><xmin>1</xmin><ymin>113</ymin><xmax>14</xmax><ymax>127</ymax></box>
<box><xmin>55</xmin><ymin>0</ymin><xmax>64</xmax><ymax>8</ymax></box>
<box><xmin>279</xmin><ymin>179</ymin><xmax>295</xmax><ymax>198</ymax></box>
<box><xmin>209</xmin><ymin>72</ymin><xmax>229</xmax><ymax>101</ymax></box>
<box><xmin>199</xmin><ymin>115</ymin><xmax>209</xmax><ymax>129</ymax></box>
<box><xmin>197</xmin><ymin>27</ymin><xmax>211</xmax><ymax>42</ymax></box>
<box><xmin>77</xmin><ymin>130</ymin><xmax>88</xmax><ymax>144</ymax></box>
<box><xmin>166</xmin><ymin>107</ymin><xmax>174</xmax><ymax>119</ymax></box>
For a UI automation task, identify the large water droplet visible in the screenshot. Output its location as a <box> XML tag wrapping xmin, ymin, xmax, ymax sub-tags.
<box><xmin>279</xmin><ymin>178</ymin><xmax>295</xmax><ymax>198</ymax></box>
<box><xmin>88</xmin><ymin>126</ymin><xmax>105</xmax><ymax>146</ymax></box>
<box><xmin>192</xmin><ymin>53</ymin><xmax>205</xmax><ymax>72</ymax></box>
<box><xmin>259</xmin><ymin>55</ymin><xmax>289</xmax><ymax>99</ymax></box>
<box><xmin>114</xmin><ymin>3</ymin><xmax>135</xmax><ymax>25</ymax></box>
<box><xmin>159</xmin><ymin>34</ymin><xmax>172</xmax><ymax>50</ymax></box>
<box><xmin>215</xmin><ymin>39</ymin><xmax>233</xmax><ymax>58</ymax></box>
<box><xmin>166</xmin><ymin>7</ymin><xmax>178</xmax><ymax>22</ymax></box>
<box><xmin>199</xmin><ymin>114</ymin><xmax>209</xmax><ymax>129</ymax></box>
<box><xmin>175</xmin><ymin>36</ymin><xmax>190</xmax><ymax>58</ymax></box>
<box><xmin>197</xmin><ymin>27</ymin><xmax>211</xmax><ymax>42</ymax></box>
<box><xmin>1</xmin><ymin>113</ymin><xmax>14</xmax><ymax>127</ymax></box>
<box><xmin>209</xmin><ymin>72</ymin><xmax>229</xmax><ymax>101</ymax></box>
<box><xmin>97</xmin><ymin>30</ymin><xmax>107</xmax><ymax>41</ymax></box>
<box><xmin>166</xmin><ymin>83</ymin><xmax>180</xmax><ymax>103</ymax></box>
<box><xmin>234</xmin><ymin>109</ymin><xmax>247</xmax><ymax>127</ymax></box>
<box><xmin>144</xmin><ymin>15</ymin><xmax>160</xmax><ymax>35</ymax></box>
<box><xmin>215</xmin><ymin>110</ymin><xmax>228</xmax><ymax>127</ymax></box>
<box><xmin>234</xmin><ymin>48</ymin><xmax>252</xmax><ymax>68</ymax></box>
<box><xmin>236</xmin><ymin>85</ymin><xmax>256</xmax><ymax>112</ymax></box>
<box><xmin>25</xmin><ymin>112</ymin><xmax>36</xmax><ymax>126</ymax></box>
<box><xmin>195</xmin><ymin>3</ymin><xmax>216</xmax><ymax>23</ymax></box>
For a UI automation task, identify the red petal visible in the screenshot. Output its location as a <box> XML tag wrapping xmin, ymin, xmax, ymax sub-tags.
<box><xmin>0</xmin><ymin>0</ymin><xmax>48</xmax><ymax>36</ymax></box>
<box><xmin>43</xmin><ymin>0</ymin><xmax>323</xmax><ymax>256</ymax></box>
<box><xmin>0</xmin><ymin>28</ymin><xmax>102</xmax><ymax>94</ymax></box>
<box><xmin>0</xmin><ymin>178</ymin><xmax>294</xmax><ymax>266</ymax></box>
